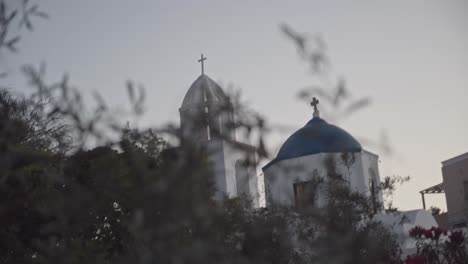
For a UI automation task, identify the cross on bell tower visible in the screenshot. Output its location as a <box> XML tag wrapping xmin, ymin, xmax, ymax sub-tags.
<box><xmin>198</xmin><ymin>54</ymin><xmax>207</xmax><ymax>75</ymax></box>
<box><xmin>311</xmin><ymin>97</ymin><xmax>320</xmax><ymax>117</ymax></box>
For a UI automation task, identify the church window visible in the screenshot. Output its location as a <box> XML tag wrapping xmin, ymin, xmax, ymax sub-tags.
<box><xmin>368</xmin><ymin>168</ymin><xmax>378</xmax><ymax>214</ymax></box>
<box><xmin>369</xmin><ymin>178</ymin><xmax>377</xmax><ymax>214</ymax></box>
<box><xmin>218</xmin><ymin>116</ymin><xmax>223</xmax><ymax>135</ymax></box>
<box><xmin>205</xmin><ymin>106</ymin><xmax>211</xmax><ymax>140</ymax></box>
<box><xmin>293</xmin><ymin>181</ymin><xmax>317</xmax><ymax>210</ymax></box>
<box><xmin>235</xmin><ymin>160</ymin><xmax>249</xmax><ymax>196</ymax></box>
<box><xmin>206</xmin><ymin>125</ymin><xmax>211</xmax><ymax>140</ymax></box>
<box><xmin>463</xmin><ymin>181</ymin><xmax>468</xmax><ymax>201</ymax></box>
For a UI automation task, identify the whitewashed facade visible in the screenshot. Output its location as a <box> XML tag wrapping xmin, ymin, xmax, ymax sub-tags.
<box><xmin>263</xmin><ymin>150</ymin><xmax>383</xmax><ymax>210</ymax></box>
<box><xmin>180</xmin><ymin>73</ymin><xmax>259</xmax><ymax>207</ymax></box>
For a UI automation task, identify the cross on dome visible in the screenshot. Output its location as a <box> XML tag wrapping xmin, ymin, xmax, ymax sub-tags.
<box><xmin>311</xmin><ymin>97</ymin><xmax>320</xmax><ymax>117</ymax></box>
<box><xmin>198</xmin><ymin>54</ymin><xmax>207</xmax><ymax>75</ymax></box>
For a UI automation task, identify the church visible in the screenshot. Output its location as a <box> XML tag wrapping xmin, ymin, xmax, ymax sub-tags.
<box><xmin>179</xmin><ymin>54</ymin><xmax>384</xmax><ymax>211</ymax></box>
<box><xmin>179</xmin><ymin>54</ymin><xmax>260</xmax><ymax>207</ymax></box>
<box><xmin>262</xmin><ymin>97</ymin><xmax>383</xmax><ymax>211</ymax></box>
<box><xmin>179</xmin><ymin>55</ymin><xmax>437</xmax><ymax>252</ymax></box>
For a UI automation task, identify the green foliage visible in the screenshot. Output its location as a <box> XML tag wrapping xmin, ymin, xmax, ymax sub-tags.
<box><xmin>296</xmin><ymin>155</ymin><xmax>403</xmax><ymax>264</ymax></box>
<box><xmin>0</xmin><ymin>3</ymin><xmax>408</xmax><ymax>262</ymax></box>
<box><xmin>406</xmin><ymin>226</ymin><xmax>467</xmax><ymax>264</ymax></box>
<box><xmin>430</xmin><ymin>206</ymin><xmax>441</xmax><ymax>216</ymax></box>
<box><xmin>0</xmin><ymin>89</ymin><xmax>72</xmax><ymax>153</ymax></box>
<box><xmin>0</xmin><ymin>81</ymin><xmax>405</xmax><ymax>263</ymax></box>
<box><xmin>0</xmin><ymin>0</ymin><xmax>47</xmax><ymax>54</ymax></box>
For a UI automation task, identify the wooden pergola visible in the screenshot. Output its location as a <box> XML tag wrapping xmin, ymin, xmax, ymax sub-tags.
<box><xmin>419</xmin><ymin>183</ymin><xmax>444</xmax><ymax>209</ymax></box>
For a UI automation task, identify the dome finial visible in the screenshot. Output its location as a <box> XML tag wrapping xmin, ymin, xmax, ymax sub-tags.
<box><xmin>311</xmin><ymin>97</ymin><xmax>320</xmax><ymax>117</ymax></box>
<box><xmin>198</xmin><ymin>53</ymin><xmax>207</xmax><ymax>75</ymax></box>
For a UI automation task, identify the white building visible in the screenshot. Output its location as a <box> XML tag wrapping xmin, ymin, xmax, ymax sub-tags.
<box><xmin>262</xmin><ymin>101</ymin><xmax>383</xmax><ymax>212</ymax></box>
<box><xmin>260</xmin><ymin>98</ymin><xmax>439</xmax><ymax>254</ymax></box>
<box><xmin>179</xmin><ymin>61</ymin><xmax>259</xmax><ymax>207</ymax></box>
<box><xmin>179</xmin><ymin>56</ymin><xmax>437</xmax><ymax>253</ymax></box>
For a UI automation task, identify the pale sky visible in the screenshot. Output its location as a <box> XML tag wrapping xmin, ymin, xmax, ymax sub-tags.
<box><xmin>4</xmin><ymin>0</ymin><xmax>468</xmax><ymax>211</ymax></box>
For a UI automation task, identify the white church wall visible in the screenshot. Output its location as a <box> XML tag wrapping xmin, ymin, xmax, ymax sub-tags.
<box><xmin>223</xmin><ymin>141</ymin><xmax>260</xmax><ymax>207</ymax></box>
<box><xmin>220</xmin><ymin>141</ymin><xmax>238</xmax><ymax>199</ymax></box>
<box><xmin>264</xmin><ymin>152</ymin><xmax>367</xmax><ymax>207</ymax></box>
<box><xmin>249</xmin><ymin>164</ymin><xmax>260</xmax><ymax>208</ymax></box>
<box><xmin>206</xmin><ymin>140</ymin><xmax>230</xmax><ymax>200</ymax></box>
<box><xmin>257</xmin><ymin>172</ymin><xmax>266</xmax><ymax>207</ymax></box>
<box><xmin>360</xmin><ymin>150</ymin><xmax>384</xmax><ymax>212</ymax></box>
<box><xmin>179</xmin><ymin>73</ymin><xmax>261</xmax><ymax>207</ymax></box>
<box><xmin>205</xmin><ymin>139</ymin><xmax>260</xmax><ymax>207</ymax></box>
<box><xmin>339</xmin><ymin>152</ymin><xmax>366</xmax><ymax>194</ymax></box>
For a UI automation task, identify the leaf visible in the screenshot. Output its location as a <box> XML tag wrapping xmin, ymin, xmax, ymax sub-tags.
<box><xmin>6</xmin><ymin>45</ymin><xmax>16</xmax><ymax>53</ymax></box>
<box><xmin>39</xmin><ymin>62</ymin><xmax>46</xmax><ymax>76</ymax></box>
<box><xmin>296</xmin><ymin>89</ymin><xmax>311</xmax><ymax>100</ymax></box>
<box><xmin>332</xmin><ymin>78</ymin><xmax>348</xmax><ymax>107</ymax></box>
<box><xmin>137</xmin><ymin>84</ymin><xmax>145</xmax><ymax>104</ymax></box>
<box><xmin>0</xmin><ymin>2</ymin><xmax>5</xmax><ymax>17</ymax></box>
<box><xmin>5</xmin><ymin>35</ymin><xmax>20</xmax><ymax>52</ymax></box>
<box><xmin>5</xmin><ymin>36</ymin><xmax>19</xmax><ymax>52</ymax></box>
<box><xmin>25</xmin><ymin>19</ymin><xmax>33</xmax><ymax>30</ymax></box>
<box><xmin>0</xmin><ymin>28</ymin><xmax>6</xmax><ymax>42</ymax></box>
<box><xmin>280</xmin><ymin>22</ymin><xmax>307</xmax><ymax>53</ymax></box>
<box><xmin>308</xmin><ymin>86</ymin><xmax>334</xmax><ymax>104</ymax></box>
<box><xmin>6</xmin><ymin>10</ymin><xmax>17</xmax><ymax>24</ymax></box>
<box><xmin>93</xmin><ymin>91</ymin><xmax>107</xmax><ymax>111</ymax></box>
<box><xmin>378</xmin><ymin>131</ymin><xmax>393</xmax><ymax>156</ymax></box>
<box><xmin>126</xmin><ymin>81</ymin><xmax>135</xmax><ymax>102</ymax></box>
<box><xmin>29</xmin><ymin>4</ymin><xmax>38</xmax><ymax>13</ymax></box>
<box><xmin>6</xmin><ymin>35</ymin><xmax>20</xmax><ymax>46</ymax></box>
<box><xmin>342</xmin><ymin>98</ymin><xmax>371</xmax><ymax>117</ymax></box>
<box><xmin>60</xmin><ymin>73</ymin><xmax>69</xmax><ymax>88</ymax></box>
<box><xmin>33</xmin><ymin>11</ymin><xmax>48</xmax><ymax>19</ymax></box>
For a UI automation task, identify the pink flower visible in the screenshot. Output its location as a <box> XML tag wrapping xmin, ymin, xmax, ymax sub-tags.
<box><xmin>448</xmin><ymin>231</ymin><xmax>464</xmax><ymax>245</ymax></box>
<box><xmin>409</xmin><ymin>226</ymin><xmax>426</xmax><ymax>238</ymax></box>
<box><xmin>405</xmin><ymin>255</ymin><xmax>427</xmax><ymax>264</ymax></box>
<box><xmin>423</xmin><ymin>229</ymin><xmax>433</xmax><ymax>239</ymax></box>
<box><xmin>409</xmin><ymin>226</ymin><xmax>447</xmax><ymax>240</ymax></box>
<box><xmin>428</xmin><ymin>226</ymin><xmax>445</xmax><ymax>240</ymax></box>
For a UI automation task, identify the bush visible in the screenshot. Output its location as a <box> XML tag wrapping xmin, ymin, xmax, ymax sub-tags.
<box><xmin>406</xmin><ymin>226</ymin><xmax>467</xmax><ymax>264</ymax></box>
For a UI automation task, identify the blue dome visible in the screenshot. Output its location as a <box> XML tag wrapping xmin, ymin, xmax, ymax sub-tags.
<box><xmin>263</xmin><ymin>117</ymin><xmax>361</xmax><ymax>169</ymax></box>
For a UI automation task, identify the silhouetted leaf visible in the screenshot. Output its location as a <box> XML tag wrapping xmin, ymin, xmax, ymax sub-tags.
<box><xmin>33</xmin><ymin>11</ymin><xmax>48</xmax><ymax>19</ymax></box>
<box><xmin>332</xmin><ymin>78</ymin><xmax>348</xmax><ymax>107</ymax></box>
<box><xmin>5</xmin><ymin>35</ymin><xmax>20</xmax><ymax>52</ymax></box>
<box><xmin>342</xmin><ymin>98</ymin><xmax>371</xmax><ymax>117</ymax></box>
<box><xmin>127</xmin><ymin>81</ymin><xmax>135</xmax><ymax>102</ymax></box>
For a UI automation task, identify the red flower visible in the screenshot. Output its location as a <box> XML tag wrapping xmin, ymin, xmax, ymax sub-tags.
<box><xmin>423</xmin><ymin>229</ymin><xmax>433</xmax><ymax>239</ymax></box>
<box><xmin>428</xmin><ymin>226</ymin><xmax>445</xmax><ymax>240</ymax></box>
<box><xmin>409</xmin><ymin>226</ymin><xmax>447</xmax><ymax>240</ymax></box>
<box><xmin>405</xmin><ymin>255</ymin><xmax>427</xmax><ymax>264</ymax></box>
<box><xmin>409</xmin><ymin>226</ymin><xmax>426</xmax><ymax>238</ymax></box>
<box><xmin>448</xmin><ymin>231</ymin><xmax>465</xmax><ymax>245</ymax></box>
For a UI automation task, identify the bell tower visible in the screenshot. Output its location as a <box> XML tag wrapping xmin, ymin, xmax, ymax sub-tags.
<box><xmin>179</xmin><ymin>54</ymin><xmax>235</xmax><ymax>143</ymax></box>
<box><xmin>178</xmin><ymin>54</ymin><xmax>259</xmax><ymax>207</ymax></box>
